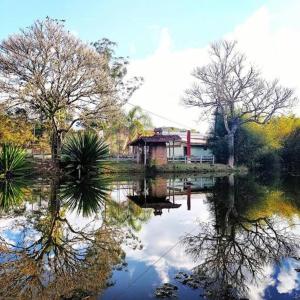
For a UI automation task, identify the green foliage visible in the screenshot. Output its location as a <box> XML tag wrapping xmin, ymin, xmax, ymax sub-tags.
<box><xmin>61</xmin><ymin>131</ymin><xmax>109</xmax><ymax>176</ymax></box>
<box><xmin>234</xmin><ymin>125</ymin><xmax>274</xmax><ymax>168</ymax></box>
<box><xmin>60</xmin><ymin>175</ymin><xmax>111</xmax><ymax>217</ymax></box>
<box><xmin>0</xmin><ymin>143</ymin><xmax>29</xmax><ymax>178</ymax></box>
<box><xmin>0</xmin><ymin>179</ymin><xmax>28</xmax><ymax>211</ymax></box>
<box><xmin>282</xmin><ymin>127</ymin><xmax>300</xmax><ymax>173</ymax></box>
<box><xmin>209</xmin><ymin>112</ymin><xmax>300</xmax><ymax>169</ymax></box>
<box><xmin>105</xmin><ymin>199</ymin><xmax>152</xmax><ymax>231</ymax></box>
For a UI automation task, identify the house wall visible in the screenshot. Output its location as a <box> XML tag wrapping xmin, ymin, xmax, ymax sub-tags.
<box><xmin>167</xmin><ymin>144</ymin><xmax>213</xmax><ymax>158</ymax></box>
<box><xmin>191</xmin><ymin>146</ymin><xmax>213</xmax><ymax>157</ymax></box>
<box><xmin>149</xmin><ymin>144</ymin><xmax>168</xmax><ymax>165</ymax></box>
<box><xmin>167</xmin><ymin>144</ymin><xmax>183</xmax><ymax>158</ymax></box>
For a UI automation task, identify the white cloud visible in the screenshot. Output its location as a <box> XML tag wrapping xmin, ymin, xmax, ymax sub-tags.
<box><xmin>277</xmin><ymin>262</ymin><xmax>298</xmax><ymax>294</ymax></box>
<box><xmin>128</xmin><ymin>2</ymin><xmax>300</xmax><ymax>133</ymax></box>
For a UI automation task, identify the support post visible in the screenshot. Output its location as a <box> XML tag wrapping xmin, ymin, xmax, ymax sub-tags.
<box><xmin>144</xmin><ymin>142</ymin><xmax>147</xmax><ymax>166</ymax></box>
<box><xmin>187</xmin><ymin>130</ymin><xmax>191</xmax><ymax>163</ymax></box>
<box><xmin>172</xmin><ymin>140</ymin><xmax>175</xmax><ymax>162</ymax></box>
<box><xmin>187</xmin><ymin>186</ymin><xmax>191</xmax><ymax>210</ymax></box>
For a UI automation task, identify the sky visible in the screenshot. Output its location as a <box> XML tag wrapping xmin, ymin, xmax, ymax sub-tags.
<box><xmin>1</xmin><ymin>0</ymin><xmax>299</xmax><ymax>132</ymax></box>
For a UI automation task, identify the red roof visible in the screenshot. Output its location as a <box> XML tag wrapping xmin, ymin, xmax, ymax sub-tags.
<box><xmin>129</xmin><ymin>134</ymin><xmax>181</xmax><ymax>146</ymax></box>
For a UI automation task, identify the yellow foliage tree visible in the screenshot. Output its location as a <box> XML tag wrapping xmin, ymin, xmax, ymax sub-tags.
<box><xmin>247</xmin><ymin>116</ymin><xmax>300</xmax><ymax>150</ymax></box>
<box><xmin>0</xmin><ymin>113</ymin><xmax>34</xmax><ymax>146</ymax></box>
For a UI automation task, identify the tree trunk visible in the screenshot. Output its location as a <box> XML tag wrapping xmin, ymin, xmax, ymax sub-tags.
<box><xmin>227</xmin><ymin>132</ymin><xmax>235</xmax><ymax>168</ymax></box>
<box><xmin>51</xmin><ymin>130</ymin><xmax>61</xmax><ymax>167</ymax></box>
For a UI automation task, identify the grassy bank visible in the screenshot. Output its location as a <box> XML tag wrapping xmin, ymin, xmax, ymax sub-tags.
<box><xmin>103</xmin><ymin>161</ymin><xmax>247</xmax><ymax>175</ymax></box>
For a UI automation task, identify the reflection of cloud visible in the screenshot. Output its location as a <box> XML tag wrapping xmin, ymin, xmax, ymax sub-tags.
<box><xmin>277</xmin><ymin>261</ymin><xmax>298</xmax><ymax>294</ymax></box>
<box><xmin>125</xmin><ymin>194</ymin><xmax>212</xmax><ymax>282</ymax></box>
<box><xmin>146</xmin><ymin>256</ymin><xmax>170</xmax><ymax>283</ymax></box>
<box><xmin>65</xmin><ymin>209</ymin><xmax>103</xmax><ymax>234</ymax></box>
<box><xmin>246</xmin><ymin>264</ymin><xmax>276</xmax><ymax>300</ymax></box>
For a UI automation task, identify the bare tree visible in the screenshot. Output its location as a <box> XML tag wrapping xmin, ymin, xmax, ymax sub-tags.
<box><xmin>0</xmin><ymin>18</ymin><xmax>141</xmax><ymax>165</ymax></box>
<box><xmin>183</xmin><ymin>40</ymin><xmax>297</xmax><ymax>167</ymax></box>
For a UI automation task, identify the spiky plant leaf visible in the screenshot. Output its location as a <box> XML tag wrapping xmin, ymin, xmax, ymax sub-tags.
<box><xmin>61</xmin><ymin>131</ymin><xmax>109</xmax><ymax>176</ymax></box>
<box><xmin>0</xmin><ymin>179</ymin><xmax>28</xmax><ymax>211</ymax></box>
<box><xmin>0</xmin><ymin>143</ymin><xmax>30</xmax><ymax>177</ymax></box>
<box><xmin>60</xmin><ymin>175</ymin><xmax>111</xmax><ymax>217</ymax></box>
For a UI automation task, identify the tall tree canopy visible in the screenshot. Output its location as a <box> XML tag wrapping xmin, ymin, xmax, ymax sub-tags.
<box><xmin>0</xmin><ymin>18</ymin><xmax>141</xmax><ymax>164</ymax></box>
<box><xmin>183</xmin><ymin>40</ymin><xmax>297</xmax><ymax>167</ymax></box>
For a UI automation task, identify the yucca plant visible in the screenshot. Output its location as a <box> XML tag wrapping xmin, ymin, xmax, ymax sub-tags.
<box><xmin>0</xmin><ymin>179</ymin><xmax>27</xmax><ymax>211</ymax></box>
<box><xmin>60</xmin><ymin>175</ymin><xmax>111</xmax><ymax>217</ymax></box>
<box><xmin>0</xmin><ymin>143</ymin><xmax>29</xmax><ymax>178</ymax></box>
<box><xmin>61</xmin><ymin>131</ymin><xmax>109</xmax><ymax>177</ymax></box>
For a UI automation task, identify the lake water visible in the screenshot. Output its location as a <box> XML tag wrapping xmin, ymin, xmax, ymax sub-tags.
<box><xmin>1</xmin><ymin>173</ymin><xmax>300</xmax><ymax>299</ymax></box>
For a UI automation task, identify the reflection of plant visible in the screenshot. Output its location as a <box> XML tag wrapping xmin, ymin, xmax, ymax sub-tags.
<box><xmin>0</xmin><ymin>177</ymin><xmax>137</xmax><ymax>299</ymax></box>
<box><xmin>61</xmin><ymin>131</ymin><xmax>109</xmax><ymax>177</ymax></box>
<box><xmin>60</xmin><ymin>175</ymin><xmax>111</xmax><ymax>217</ymax></box>
<box><xmin>0</xmin><ymin>143</ymin><xmax>29</xmax><ymax>178</ymax></box>
<box><xmin>0</xmin><ymin>179</ymin><xmax>29</xmax><ymax>211</ymax></box>
<box><xmin>246</xmin><ymin>190</ymin><xmax>300</xmax><ymax>222</ymax></box>
<box><xmin>106</xmin><ymin>199</ymin><xmax>152</xmax><ymax>231</ymax></box>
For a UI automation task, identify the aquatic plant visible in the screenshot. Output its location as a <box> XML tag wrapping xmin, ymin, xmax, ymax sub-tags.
<box><xmin>0</xmin><ymin>143</ymin><xmax>29</xmax><ymax>178</ymax></box>
<box><xmin>61</xmin><ymin>131</ymin><xmax>109</xmax><ymax>177</ymax></box>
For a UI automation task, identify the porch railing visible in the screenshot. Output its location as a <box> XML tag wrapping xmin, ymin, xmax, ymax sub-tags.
<box><xmin>168</xmin><ymin>155</ymin><xmax>215</xmax><ymax>164</ymax></box>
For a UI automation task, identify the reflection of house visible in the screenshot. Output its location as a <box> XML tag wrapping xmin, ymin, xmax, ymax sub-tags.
<box><xmin>128</xmin><ymin>177</ymin><xmax>181</xmax><ymax>216</ymax></box>
<box><xmin>125</xmin><ymin>176</ymin><xmax>216</xmax><ymax>215</ymax></box>
<box><xmin>170</xmin><ymin>177</ymin><xmax>216</xmax><ymax>193</ymax></box>
<box><xmin>128</xmin><ymin>196</ymin><xmax>181</xmax><ymax>216</ymax></box>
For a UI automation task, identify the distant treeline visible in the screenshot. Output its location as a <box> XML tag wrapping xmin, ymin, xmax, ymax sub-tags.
<box><xmin>209</xmin><ymin>113</ymin><xmax>300</xmax><ymax>173</ymax></box>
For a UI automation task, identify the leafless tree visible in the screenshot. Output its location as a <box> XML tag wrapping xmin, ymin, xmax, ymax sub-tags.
<box><xmin>183</xmin><ymin>40</ymin><xmax>297</xmax><ymax>167</ymax></box>
<box><xmin>0</xmin><ymin>18</ymin><xmax>142</xmax><ymax>165</ymax></box>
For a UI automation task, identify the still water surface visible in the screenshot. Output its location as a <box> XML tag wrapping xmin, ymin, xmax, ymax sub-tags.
<box><xmin>1</xmin><ymin>174</ymin><xmax>300</xmax><ymax>299</ymax></box>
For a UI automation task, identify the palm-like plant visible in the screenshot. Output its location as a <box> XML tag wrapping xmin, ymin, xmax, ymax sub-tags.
<box><xmin>60</xmin><ymin>175</ymin><xmax>111</xmax><ymax>217</ymax></box>
<box><xmin>123</xmin><ymin>106</ymin><xmax>152</xmax><ymax>150</ymax></box>
<box><xmin>61</xmin><ymin>131</ymin><xmax>109</xmax><ymax>177</ymax></box>
<box><xmin>0</xmin><ymin>179</ymin><xmax>27</xmax><ymax>211</ymax></box>
<box><xmin>0</xmin><ymin>143</ymin><xmax>29</xmax><ymax>178</ymax></box>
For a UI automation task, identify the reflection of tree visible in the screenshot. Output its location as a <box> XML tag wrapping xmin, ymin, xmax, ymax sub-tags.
<box><xmin>106</xmin><ymin>198</ymin><xmax>152</xmax><ymax>231</ymax></box>
<box><xmin>183</xmin><ymin>175</ymin><xmax>299</xmax><ymax>299</ymax></box>
<box><xmin>0</xmin><ymin>176</ymin><xmax>138</xmax><ymax>299</ymax></box>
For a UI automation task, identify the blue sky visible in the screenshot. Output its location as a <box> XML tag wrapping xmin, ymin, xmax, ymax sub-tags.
<box><xmin>1</xmin><ymin>0</ymin><xmax>299</xmax><ymax>130</ymax></box>
<box><xmin>1</xmin><ymin>0</ymin><xmax>264</xmax><ymax>59</ymax></box>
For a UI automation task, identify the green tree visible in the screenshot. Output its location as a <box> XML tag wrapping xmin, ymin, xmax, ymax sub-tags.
<box><xmin>282</xmin><ymin>127</ymin><xmax>300</xmax><ymax>173</ymax></box>
<box><xmin>123</xmin><ymin>105</ymin><xmax>152</xmax><ymax>151</ymax></box>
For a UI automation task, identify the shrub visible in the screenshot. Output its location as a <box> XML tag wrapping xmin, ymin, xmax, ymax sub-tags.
<box><xmin>0</xmin><ymin>143</ymin><xmax>29</xmax><ymax>178</ymax></box>
<box><xmin>61</xmin><ymin>131</ymin><xmax>109</xmax><ymax>177</ymax></box>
